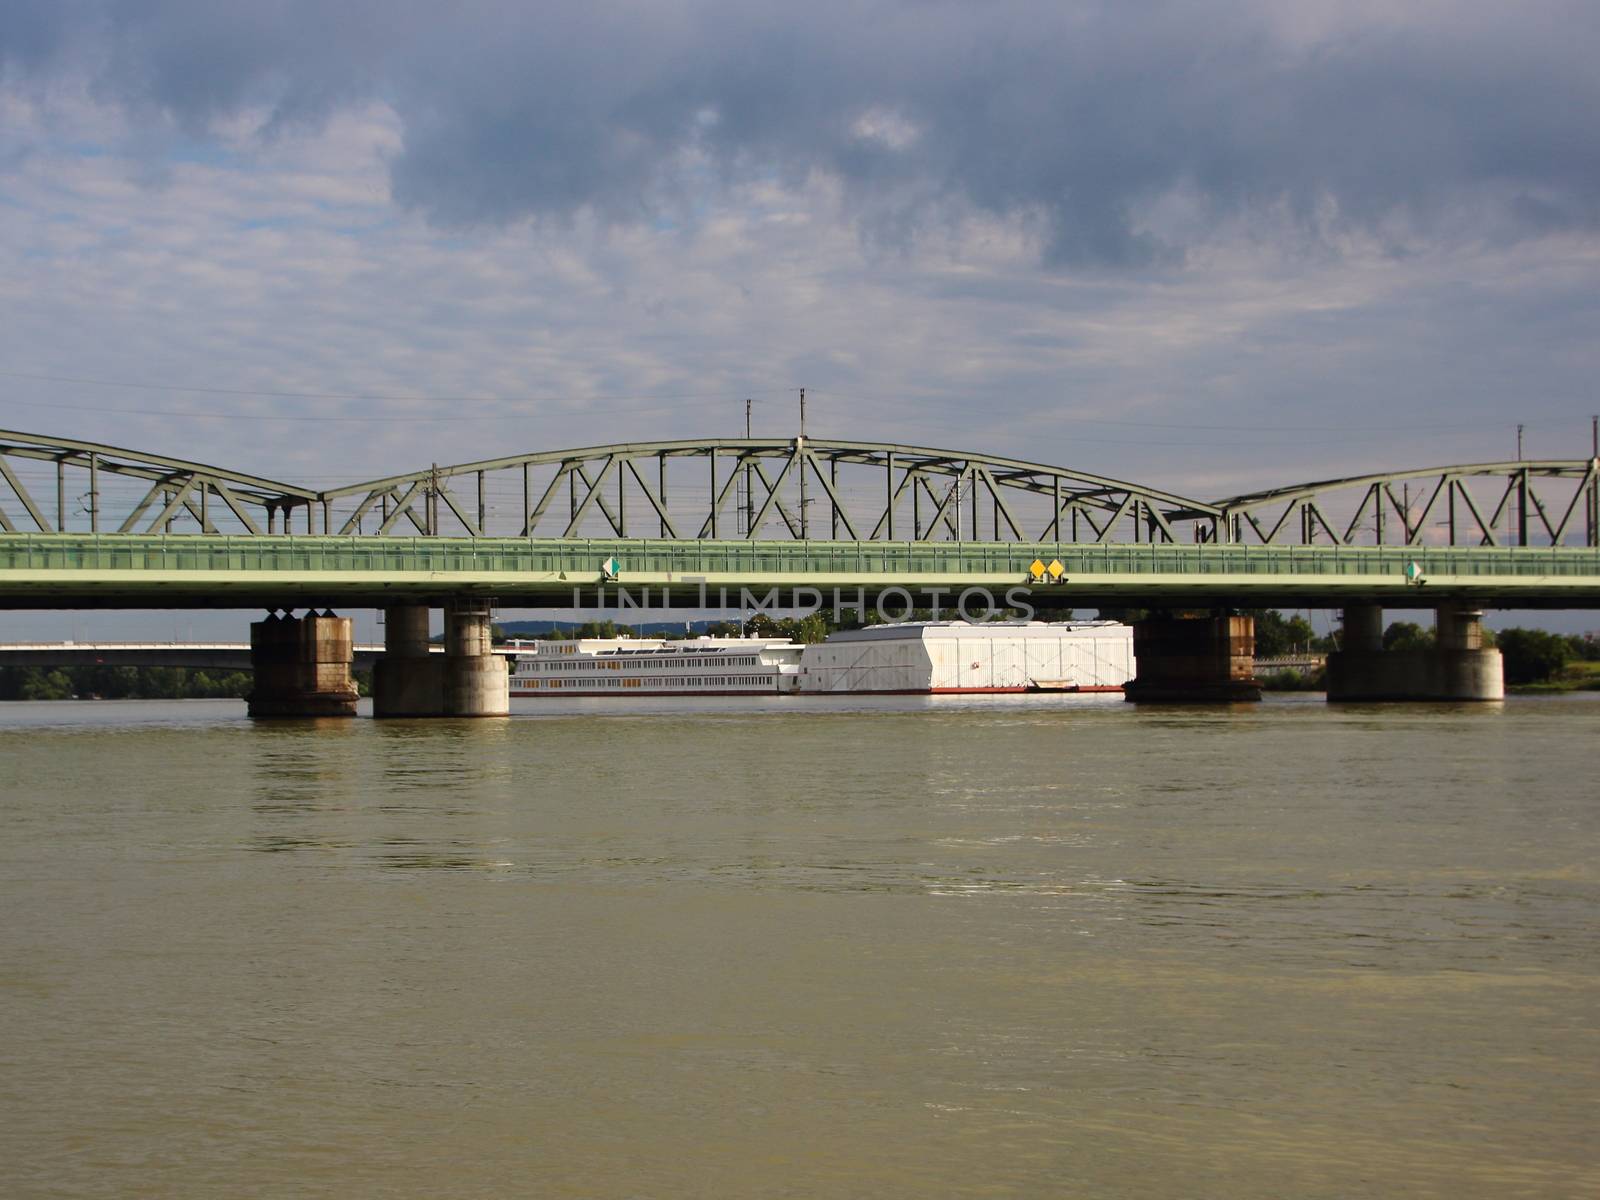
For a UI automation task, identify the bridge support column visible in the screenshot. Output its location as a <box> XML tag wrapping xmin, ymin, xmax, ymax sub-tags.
<box><xmin>443</xmin><ymin>601</ymin><xmax>509</xmax><ymax>717</ymax></box>
<box><xmin>246</xmin><ymin>610</ymin><xmax>359</xmax><ymax>718</ymax></box>
<box><xmin>1326</xmin><ymin>605</ymin><xmax>1503</xmax><ymax>701</ymax></box>
<box><xmin>1341</xmin><ymin>604</ymin><xmax>1385</xmax><ymax>654</ymax></box>
<box><xmin>372</xmin><ymin>604</ymin><xmax>446</xmax><ymax>717</ymax></box>
<box><xmin>1124</xmin><ymin>613</ymin><xmax>1261</xmax><ymax>703</ymax></box>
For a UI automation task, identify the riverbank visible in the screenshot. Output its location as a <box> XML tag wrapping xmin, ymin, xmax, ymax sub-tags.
<box><xmin>1509</xmin><ymin>660</ymin><xmax>1600</xmax><ymax>694</ymax></box>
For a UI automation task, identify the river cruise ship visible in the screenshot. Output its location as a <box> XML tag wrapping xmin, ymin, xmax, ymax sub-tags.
<box><xmin>506</xmin><ymin>636</ymin><xmax>803</xmax><ymax>697</ymax></box>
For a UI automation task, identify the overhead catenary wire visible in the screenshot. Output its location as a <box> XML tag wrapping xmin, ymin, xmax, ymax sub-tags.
<box><xmin>2</xmin><ymin>370</ymin><xmax>1588</xmax><ymax>442</ymax></box>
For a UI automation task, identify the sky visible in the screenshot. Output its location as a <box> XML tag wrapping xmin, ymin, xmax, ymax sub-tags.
<box><xmin>2</xmin><ymin>1</ymin><xmax>1599</xmax><ymax>636</ymax></box>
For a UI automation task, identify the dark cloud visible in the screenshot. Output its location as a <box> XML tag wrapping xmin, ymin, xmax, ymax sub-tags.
<box><xmin>4</xmin><ymin>1</ymin><xmax>1599</xmax><ymax>265</ymax></box>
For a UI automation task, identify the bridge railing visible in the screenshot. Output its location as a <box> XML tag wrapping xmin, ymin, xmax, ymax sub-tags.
<box><xmin>3</xmin><ymin>533</ymin><xmax>1598</xmax><ymax>579</ymax></box>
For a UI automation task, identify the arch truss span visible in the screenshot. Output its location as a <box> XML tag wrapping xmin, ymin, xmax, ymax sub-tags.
<box><xmin>0</xmin><ymin>430</ymin><xmax>318</xmax><ymax>536</ymax></box>
<box><xmin>318</xmin><ymin>438</ymin><xmax>1225</xmax><ymax>543</ymax></box>
<box><xmin>1213</xmin><ymin>460</ymin><xmax>1600</xmax><ymax>548</ymax></box>
<box><xmin>10</xmin><ymin>427</ymin><xmax>1593</xmax><ymax>550</ymax></box>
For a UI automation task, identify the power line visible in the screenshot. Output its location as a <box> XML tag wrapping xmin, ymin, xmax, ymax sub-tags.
<box><xmin>813</xmin><ymin>389</ymin><xmax>1584</xmax><ymax>434</ymax></box>
<box><xmin>0</xmin><ymin>393</ymin><xmax>786</xmax><ymax>424</ymax></box>
<box><xmin>0</xmin><ymin>369</ymin><xmax>797</xmax><ymax>408</ymax></box>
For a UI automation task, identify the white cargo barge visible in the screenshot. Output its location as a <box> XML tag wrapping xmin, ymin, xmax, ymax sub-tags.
<box><xmin>506</xmin><ymin>636</ymin><xmax>803</xmax><ymax>696</ymax></box>
<box><xmin>798</xmin><ymin>621</ymin><xmax>1133</xmax><ymax>695</ymax></box>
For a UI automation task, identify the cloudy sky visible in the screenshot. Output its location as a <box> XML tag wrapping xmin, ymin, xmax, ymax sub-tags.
<box><xmin>3</xmin><ymin>0</ymin><xmax>1597</xmax><ymax>517</ymax></box>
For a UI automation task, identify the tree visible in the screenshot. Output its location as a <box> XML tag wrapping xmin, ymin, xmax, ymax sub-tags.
<box><xmin>1567</xmin><ymin>633</ymin><xmax>1600</xmax><ymax>662</ymax></box>
<box><xmin>1248</xmin><ymin>609</ymin><xmax>1316</xmax><ymax>657</ymax></box>
<box><xmin>1496</xmin><ymin>628</ymin><xmax>1571</xmax><ymax>684</ymax></box>
<box><xmin>1383</xmin><ymin>621</ymin><xmax>1433</xmax><ymax>651</ymax></box>
<box><xmin>788</xmin><ymin>613</ymin><xmax>828</xmax><ymax>643</ymax></box>
<box><xmin>1095</xmin><ymin>607</ymin><xmax>1147</xmax><ymax>624</ymax></box>
<box><xmin>19</xmin><ymin>669</ymin><xmax>73</xmax><ymax>700</ymax></box>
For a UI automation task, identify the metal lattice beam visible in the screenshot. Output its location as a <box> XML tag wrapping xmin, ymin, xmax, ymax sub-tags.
<box><xmin>0</xmin><ymin>429</ymin><xmax>315</xmax><ymax>536</ymax></box>
<box><xmin>1215</xmin><ymin>460</ymin><xmax>1600</xmax><ymax>548</ymax></box>
<box><xmin>4</xmin><ymin>428</ymin><xmax>1597</xmax><ymax>547</ymax></box>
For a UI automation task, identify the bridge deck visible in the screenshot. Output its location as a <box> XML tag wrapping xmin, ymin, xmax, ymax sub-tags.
<box><xmin>1</xmin><ymin>534</ymin><xmax>1597</xmax><ymax>609</ymax></box>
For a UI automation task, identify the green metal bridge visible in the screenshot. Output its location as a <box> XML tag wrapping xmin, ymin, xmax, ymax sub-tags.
<box><xmin>1</xmin><ymin>429</ymin><xmax>1597</xmax><ymax>610</ymax></box>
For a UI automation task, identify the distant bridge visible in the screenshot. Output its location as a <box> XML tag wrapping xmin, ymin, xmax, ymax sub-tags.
<box><xmin>1253</xmin><ymin>653</ymin><xmax>1329</xmax><ymax>676</ymax></box>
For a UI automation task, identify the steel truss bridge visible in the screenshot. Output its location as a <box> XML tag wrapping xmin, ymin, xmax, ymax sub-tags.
<box><xmin>1</xmin><ymin>429</ymin><xmax>1598</xmax><ymax>609</ymax></box>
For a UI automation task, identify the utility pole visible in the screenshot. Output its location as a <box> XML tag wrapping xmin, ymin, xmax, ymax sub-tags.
<box><xmin>798</xmin><ymin>387</ymin><xmax>808</xmax><ymax>540</ymax></box>
<box><xmin>1514</xmin><ymin>427</ymin><xmax>1527</xmax><ymax>545</ymax></box>
<box><xmin>1592</xmin><ymin>416</ymin><xmax>1599</xmax><ymax>547</ymax></box>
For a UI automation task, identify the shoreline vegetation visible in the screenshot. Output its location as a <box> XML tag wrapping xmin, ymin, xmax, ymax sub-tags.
<box><xmin>1258</xmin><ymin>665</ymin><xmax>1600</xmax><ymax>693</ymax></box>
<box><xmin>0</xmin><ymin>666</ymin><xmax>374</xmax><ymax>702</ymax></box>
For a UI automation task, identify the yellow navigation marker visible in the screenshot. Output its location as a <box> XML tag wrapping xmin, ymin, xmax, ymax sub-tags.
<box><xmin>1029</xmin><ymin>558</ymin><xmax>1047</xmax><ymax>580</ymax></box>
<box><xmin>1047</xmin><ymin>559</ymin><xmax>1065</xmax><ymax>579</ymax></box>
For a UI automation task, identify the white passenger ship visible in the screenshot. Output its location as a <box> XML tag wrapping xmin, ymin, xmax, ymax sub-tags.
<box><xmin>798</xmin><ymin>620</ymin><xmax>1134</xmax><ymax>695</ymax></box>
<box><xmin>506</xmin><ymin>636</ymin><xmax>803</xmax><ymax>697</ymax></box>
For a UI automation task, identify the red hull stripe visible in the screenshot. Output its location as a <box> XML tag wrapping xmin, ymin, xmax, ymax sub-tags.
<box><xmin>799</xmin><ymin>685</ymin><xmax>1124</xmax><ymax>695</ymax></box>
<box><xmin>511</xmin><ymin>686</ymin><xmax>1123</xmax><ymax>697</ymax></box>
<box><xmin>511</xmin><ymin>690</ymin><xmax>784</xmax><ymax>698</ymax></box>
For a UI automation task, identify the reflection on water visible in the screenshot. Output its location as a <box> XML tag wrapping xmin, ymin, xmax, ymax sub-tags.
<box><xmin>0</xmin><ymin>694</ymin><xmax>1597</xmax><ymax>1198</ymax></box>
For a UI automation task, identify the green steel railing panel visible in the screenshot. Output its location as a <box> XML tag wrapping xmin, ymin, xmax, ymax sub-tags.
<box><xmin>1</xmin><ymin>533</ymin><xmax>1599</xmax><ymax>580</ymax></box>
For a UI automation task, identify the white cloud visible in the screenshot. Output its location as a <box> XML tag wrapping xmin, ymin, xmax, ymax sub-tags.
<box><xmin>0</xmin><ymin>37</ymin><xmax>1596</xmax><ymax>513</ymax></box>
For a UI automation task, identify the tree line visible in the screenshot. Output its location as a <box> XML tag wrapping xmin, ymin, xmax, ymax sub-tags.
<box><xmin>0</xmin><ymin>665</ymin><xmax>379</xmax><ymax>701</ymax></box>
<box><xmin>0</xmin><ymin>665</ymin><xmax>256</xmax><ymax>702</ymax></box>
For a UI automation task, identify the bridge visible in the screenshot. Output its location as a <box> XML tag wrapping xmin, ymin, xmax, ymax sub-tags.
<box><xmin>2</xmin><ymin>428</ymin><xmax>1598</xmax><ymax>712</ymax></box>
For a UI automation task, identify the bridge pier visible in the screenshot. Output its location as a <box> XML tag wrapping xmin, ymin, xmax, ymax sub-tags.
<box><xmin>443</xmin><ymin>601</ymin><xmax>509</xmax><ymax>717</ymax></box>
<box><xmin>1326</xmin><ymin>605</ymin><xmax>1503</xmax><ymax>701</ymax></box>
<box><xmin>246</xmin><ymin>610</ymin><xmax>359</xmax><ymax>718</ymax></box>
<box><xmin>1124</xmin><ymin>613</ymin><xmax>1262</xmax><ymax>703</ymax></box>
<box><xmin>371</xmin><ymin>604</ymin><xmax>445</xmax><ymax>717</ymax></box>
<box><xmin>370</xmin><ymin>602</ymin><xmax>508</xmax><ymax>717</ymax></box>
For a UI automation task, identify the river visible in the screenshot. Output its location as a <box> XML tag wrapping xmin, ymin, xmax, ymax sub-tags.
<box><xmin>1</xmin><ymin>693</ymin><xmax>1596</xmax><ymax>1198</ymax></box>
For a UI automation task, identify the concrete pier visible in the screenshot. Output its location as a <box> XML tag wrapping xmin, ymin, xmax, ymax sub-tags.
<box><xmin>443</xmin><ymin>602</ymin><xmax>509</xmax><ymax>717</ymax></box>
<box><xmin>1326</xmin><ymin>605</ymin><xmax>1504</xmax><ymax>701</ymax></box>
<box><xmin>371</xmin><ymin>604</ymin><xmax>446</xmax><ymax>717</ymax></box>
<box><xmin>1124</xmin><ymin>613</ymin><xmax>1262</xmax><ymax>703</ymax></box>
<box><xmin>246</xmin><ymin>610</ymin><xmax>359</xmax><ymax>718</ymax></box>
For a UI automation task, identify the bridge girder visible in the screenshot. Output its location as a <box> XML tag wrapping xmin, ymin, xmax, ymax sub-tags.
<box><xmin>1212</xmin><ymin>459</ymin><xmax>1600</xmax><ymax>548</ymax></box>
<box><xmin>0</xmin><ymin>429</ymin><xmax>317</xmax><ymax>537</ymax></box>
<box><xmin>2</xmin><ymin>429</ymin><xmax>1597</xmax><ymax>548</ymax></box>
<box><xmin>316</xmin><ymin>438</ymin><xmax>1224</xmax><ymax>544</ymax></box>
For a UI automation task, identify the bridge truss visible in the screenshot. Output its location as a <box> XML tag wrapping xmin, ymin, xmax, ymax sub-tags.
<box><xmin>1210</xmin><ymin>461</ymin><xmax>1600</xmax><ymax>548</ymax></box>
<box><xmin>317</xmin><ymin>439</ymin><xmax>1223</xmax><ymax>545</ymax></box>
<box><xmin>2</xmin><ymin>429</ymin><xmax>1596</xmax><ymax>547</ymax></box>
<box><xmin>0</xmin><ymin>430</ymin><xmax>316</xmax><ymax>536</ymax></box>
